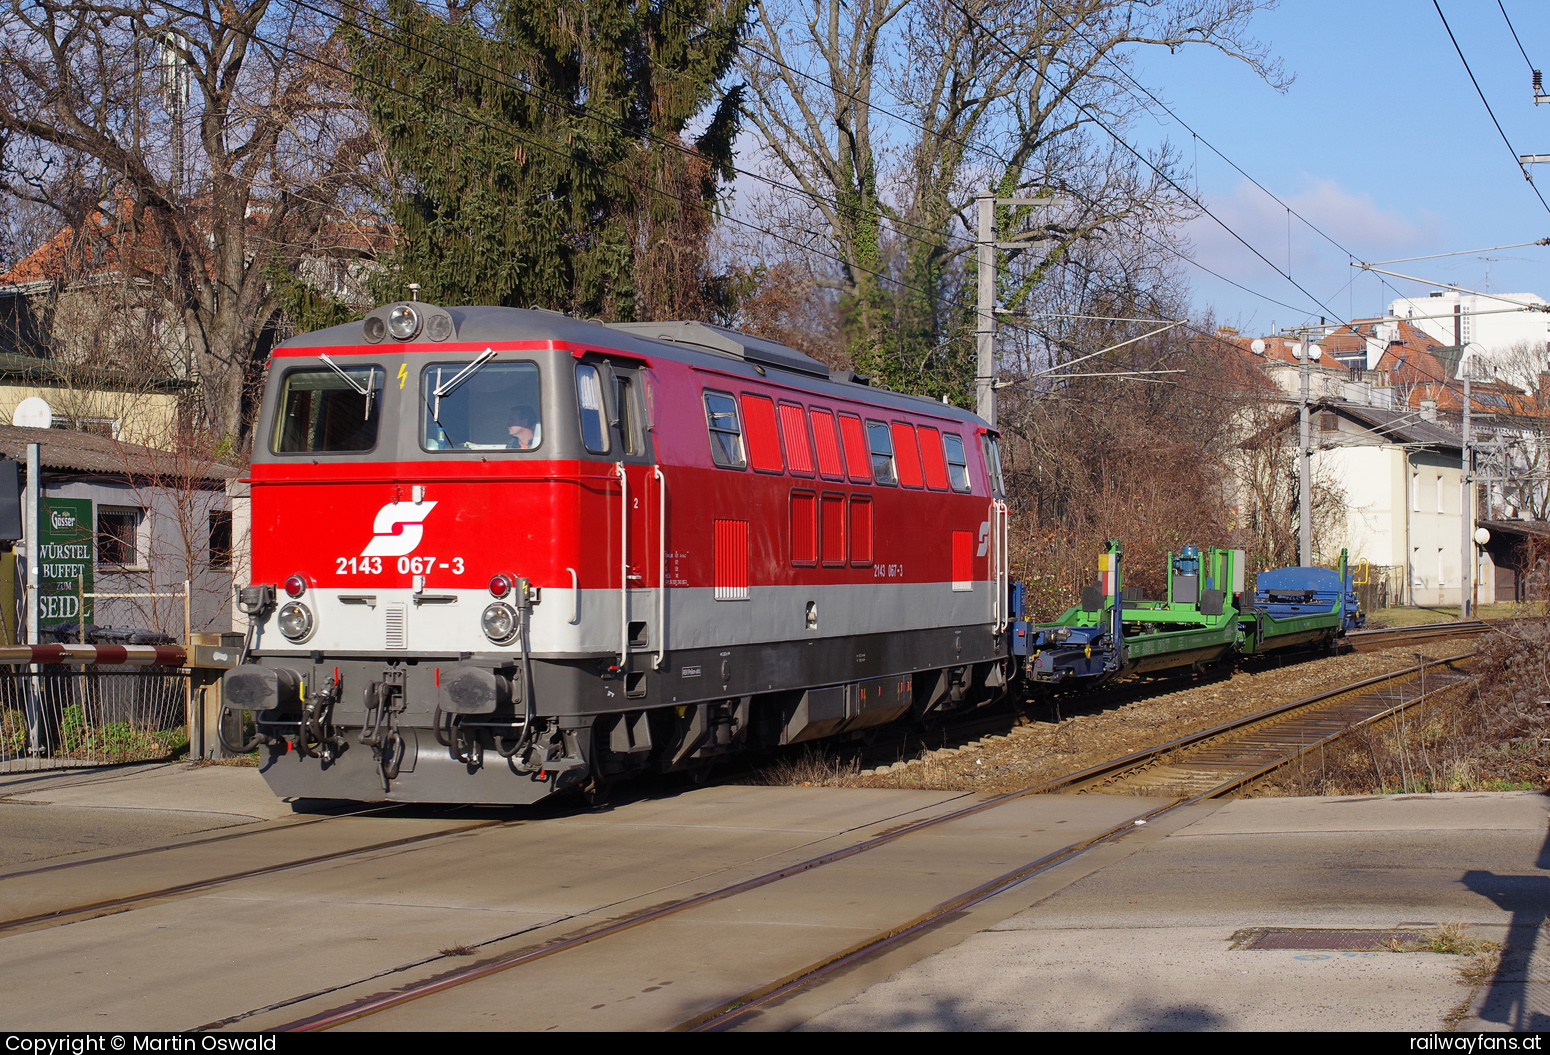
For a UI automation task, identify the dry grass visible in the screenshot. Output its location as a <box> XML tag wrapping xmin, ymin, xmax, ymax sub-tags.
<box><xmin>1383</xmin><ymin>921</ymin><xmax>1497</xmax><ymax>957</ymax></box>
<box><xmin>742</xmin><ymin>746</ymin><xmax>862</xmax><ymax>787</ymax></box>
<box><xmin>439</xmin><ymin>944</ymin><xmax>477</xmax><ymax>957</ymax></box>
<box><xmin>1247</xmin><ymin>620</ymin><xmax>1550</xmax><ymax>797</ymax></box>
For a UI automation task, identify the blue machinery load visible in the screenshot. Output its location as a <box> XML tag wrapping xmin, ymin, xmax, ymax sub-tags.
<box><xmin>1013</xmin><ymin>542</ymin><xmax>1365</xmax><ymax>690</ymax></box>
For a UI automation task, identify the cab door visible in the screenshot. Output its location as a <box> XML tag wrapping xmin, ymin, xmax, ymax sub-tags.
<box><xmin>597</xmin><ymin>358</ymin><xmax>661</xmax><ymax>682</ymax></box>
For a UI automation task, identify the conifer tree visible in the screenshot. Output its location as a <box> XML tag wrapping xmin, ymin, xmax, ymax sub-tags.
<box><xmin>353</xmin><ymin>0</ymin><xmax>746</xmax><ymax>320</ymax></box>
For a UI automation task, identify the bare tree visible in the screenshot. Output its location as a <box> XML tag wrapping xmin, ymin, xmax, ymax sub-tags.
<box><xmin>0</xmin><ymin>0</ymin><xmax>378</xmax><ymax>446</ymax></box>
<box><xmin>1224</xmin><ymin>399</ymin><xmax>1349</xmax><ymax>572</ymax></box>
<box><xmin>741</xmin><ymin>0</ymin><xmax>1285</xmax><ymax>395</ymax></box>
<box><xmin>1474</xmin><ymin>341</ymin><xmax>1550</xmax><ymax>522</ymax></box>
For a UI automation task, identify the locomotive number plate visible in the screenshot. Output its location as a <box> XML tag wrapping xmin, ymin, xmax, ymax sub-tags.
<box><xmin>334</xmin><ymin>556</ymin><xmax>466</xmax><ymax>575</ymax></box>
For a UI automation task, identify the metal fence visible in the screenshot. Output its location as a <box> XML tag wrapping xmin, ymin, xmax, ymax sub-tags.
<box><xmin>0</xmin><ymin>667</ymin><xmax>189</xmax><ymax>771</ymax></box>
<box><xmin>1354</xmin><ymin>564</ymin><xmax>1406</xmax><ymax>611</ymax></box>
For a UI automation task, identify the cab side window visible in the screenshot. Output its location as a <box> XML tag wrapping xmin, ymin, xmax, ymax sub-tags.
<box><xmin>704</xmin><ymin>390</ymin><xmax>746</xmax><ymax>468</ymax></box>
<box><xmin>866</xmin><ymin>420</ymin><xmax>896</xmax><ymax>485</ymax></box>
<box><xmin>577</xmin><ymin>363</ymin><xmax>609</xmax><ymax>453</ymax></box>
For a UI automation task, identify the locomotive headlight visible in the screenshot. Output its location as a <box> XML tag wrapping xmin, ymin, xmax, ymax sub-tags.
<box><xmin>481</xmin><ymin>603</ymin><xmax>518</xmax><ymax>644</ymax></box>
<box><xmin>387</xmin><ymin>303</ymin><xmax>421</xmax><ymax>340</ymax></box>
<box><xmin>284</xmin><ymin>574</ymin><xmax>308</xmax><ymax>598</ymax></box>
<box><xmin>277</xmin><ymin>602</ymin><xmax>314</xmax><ymax>641</ymax></box>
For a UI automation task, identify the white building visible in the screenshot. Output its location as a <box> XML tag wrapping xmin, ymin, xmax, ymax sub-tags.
<box><xmin>1388</xmin><ymin>291</ymin><xmax>1550</xmax><ymax>385</ymax></box>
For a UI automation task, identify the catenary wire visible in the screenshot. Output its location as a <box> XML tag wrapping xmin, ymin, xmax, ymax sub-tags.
<box><xmin>1432</xmin><ymin>0</ymin><xmax>1550</xmax><ymax>216</ymax></box>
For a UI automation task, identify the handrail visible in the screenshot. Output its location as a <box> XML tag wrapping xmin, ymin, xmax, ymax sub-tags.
<box><xmin>992</xmin><ymin>500</ymin><xmax>1010</xmax><ymax>633</ymax></box>
<box><xmin>616</xmin><ymin>462</ymin><xmax>628</xmax><ymax>670</ymax></box>
<box><xmin>654</xmin><ymin>465</ymin><xmax>667</xmax><ymax>670</ymax></box>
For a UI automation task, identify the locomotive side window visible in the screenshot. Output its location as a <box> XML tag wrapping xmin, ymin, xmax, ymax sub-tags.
<box><xmin>917</xmin><ymin>426</ymin><xmax>950</xmax><ymax>491</ymax></box>
<box><xmin>809</xmin><ymin>409</ymin><xmax>845</xmax><ymax>479</ymax></box>
<box><xmin>614</xmin><ymin>375</ymin><xmax>643</xmax><ymax>455</ymax></box>
<box><xmin>778</xmin><ymin>402</ymin><xmax>815</xmax><ymax>476</ymax></box>
<box><xmin>942</xmin><ymin>433</ymin><xmax>972</xmax><ymax>493</ymax></box>
<box><xmin>422</xmin><ymin>361</ymin><xmax>543</xmax><ymax>451</ymax></box>
<box><xmin>273</xmin><ymin>366</ymin><xmax>383</xmax><ymax>454</ymax></box>
<box><xmin>740</xmin><ymin>394</ymin><xmax>785</xmax><ymax>474</ymax></box>
<box><xmin>837</xmin><ymin>413</ymin><xmax>872</xmax><ymax>482</ymax></box>
<box><xmin>890</xmin><ymin>422</ymin><xmax>924</xmax><ymax>488</ymax></box>
<box><xmin>704</xmin><ymin>391</ymin><xmax>746</xmax><ymax>468</ymax></box>
<box><xmin>866</xmin><ymin>420</ymin><xmax>897</xmax><ymax>485</ymax></box>
<box><xmin>982</xmin><ymin>433</ymin><xmax>1006</xmax><ymax>497</ymax></box>
<box><xmin>576</xmin><ymin>364</ymin><xmax>609</xmax><ymax>453</ymax></box>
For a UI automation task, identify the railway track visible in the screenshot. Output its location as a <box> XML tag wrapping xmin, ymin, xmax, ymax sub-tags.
<box><xmin>1055</xmin><ymin>650</ymin><xmax>1475</xmax><ymax>798</ymax></box>
<box><xmin>0</xmin><ymin>629</ymin><xmax>1492</xmax><ymax>1031</ymax></box>
<box><xmin>0</xmin><ymin>804</ymin><xmax>522</xmax><ymax>936</ymax></box>
<box><xmin>678</xmin><ymin>647</ymin><xmax>1482</xmax><ymax>1031</ymax></box>
<box><xmin>212</xmin><ymin>645</ymin><xmax>1477</xmax><ymax>1033</ymax></box>
<box><xmin>1345</xmin><ymin>619</ymin><xmax>1494</xmax><ymax>652</ymax></box>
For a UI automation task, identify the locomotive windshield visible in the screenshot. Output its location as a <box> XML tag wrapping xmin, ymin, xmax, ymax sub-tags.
<box><xmin>422</xmin><ymin>360</ymin><xmax>542</xmax><ymax>450</ymax></box>
<box><xmin>272</xmin><ymin>365</ymin><xmax>383</xmax><ymax>453</ymax></box>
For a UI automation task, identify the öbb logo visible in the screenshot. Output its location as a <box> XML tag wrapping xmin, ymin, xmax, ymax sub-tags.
<box><xmin>362</xmin><ymin>501</ymin><xmax>438</xmax><ymax>557</ymax></box>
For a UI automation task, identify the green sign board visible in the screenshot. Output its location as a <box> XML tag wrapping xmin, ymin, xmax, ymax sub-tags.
<box><xmin>38</xmin><ymin>497</ymin><xmax>92</xmax><ymax>628</ymax></box>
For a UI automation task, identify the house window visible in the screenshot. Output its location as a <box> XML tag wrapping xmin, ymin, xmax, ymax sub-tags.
<box><xmin>53</xmin><ymin>418</ymin><xmax>116</xmax><ymax>439</ymax></box>
<box><xmin>209</xmin><ymin>510</ymin><xmax>233</xmax><ymax>569</ymax></box>
<box><xmin>97</xmin><ymin>507</ymin><xmax>142</xmax><ymax>567</ymax></box>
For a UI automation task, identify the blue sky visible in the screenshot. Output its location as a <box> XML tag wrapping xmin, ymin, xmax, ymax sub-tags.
<box><xmin>1128</xmin><ymin>0</ymin><xmax>1550</xmax><ymax>334</ymax></box>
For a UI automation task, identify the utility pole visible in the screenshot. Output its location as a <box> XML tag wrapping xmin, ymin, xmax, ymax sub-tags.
<box><xmin>975</xmin><ymin>192</ymin><xmax>1054</xmax><ymax>427</ymax></box>
<box><xmin>1299</xmin><ymin>338</ymin><xmax>1312</xmax><ymax>567</ymax></box>
<box><xmin>1459</xmin><ymin>345</ymin><xmax>1474</xmax><ymax>619</ymax></box>
<box><xmin>976</xmin><ymin>194</ymin><xmax>995</xmax><ymax>426</ymax></box>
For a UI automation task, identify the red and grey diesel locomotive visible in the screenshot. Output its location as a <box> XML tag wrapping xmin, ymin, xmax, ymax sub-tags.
<box><xmin>221</xmin><ymin>300</ymin><xmax>1013</xmax><ymax>803</ymax></box>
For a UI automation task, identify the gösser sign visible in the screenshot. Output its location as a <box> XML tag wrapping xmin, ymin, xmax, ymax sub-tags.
<box><xmin>38</xmin><ymin>497</ymin><xmax>92</xmax><ymax>628</ymax></box>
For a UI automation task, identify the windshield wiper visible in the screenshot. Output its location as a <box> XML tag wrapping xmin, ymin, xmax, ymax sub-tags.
<box><xmin>319</xmin><ymin>353</ymin><xmax>377</xmax><ymax>419</ymax></box>
<box><xmin>433</xmin><ymin>348</ymin><xmax>496</xmax><ymax>422</ymax></box>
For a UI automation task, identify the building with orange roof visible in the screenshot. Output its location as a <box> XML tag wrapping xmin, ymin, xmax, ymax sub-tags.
<box><xmin>0</xmin><ymin>207</ymin><xmax>385</xmax><ymax>449</ymax></box>
<box><xmin>1219</xmin><ymin>321</ymin><xmax>1549</xmax><ymax>608</ymax></box>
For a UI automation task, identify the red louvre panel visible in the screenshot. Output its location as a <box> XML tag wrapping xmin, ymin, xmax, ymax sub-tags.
<box><xmin>838</xmin><ymin>413</ymin><xmax>872</xmax><ymax>482</ymax></box>
<box><xmin>850</xmin><ymin>494</ymin><xmax>873</xmax><ymax>564</ymax></box>
<box><xmin>891</xmin><ymin>422</ymin><xmax>924</xmax><ymax>488</ymax></box>
<box><xmin>821</xmin><ymin>492</ymin><xmax>845</xmax><ymax>565</ymax></box>
<box><xmin>790</xmin><ymin>490</ymin><xmax>817</xmax><ymax>564</ymax></box>
<box><xmin>917</xmin><ymin>426</ymin><xmax>950</xmax><ymax>490</ymax></box>
<box><xmin>715</xmin><ymin>519</ymin><xmax>749</xmax><ymax>600</ymax></box>
<box><xmin>740</xmin><ymin>394</ymin><xmax>784</xmax><ymax>473</ymax></box>
<box><xmin>809</xmin><ymin>409</ymin><xmax>844</xmax><ymax>478</ymax></box>
<box><xmin>779</xmin><ymin>403</ymin><xmax>815</xmax><ymax>475</ymax></box>
<box><xmin>952</xmin><ymin>530</ymin><xmax>973</xmax><ymax>590</ymax></box>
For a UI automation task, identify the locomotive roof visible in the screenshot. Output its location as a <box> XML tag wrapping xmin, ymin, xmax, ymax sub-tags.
<box><xmin>277</xmin><ymin>304</ymin><xmax>991</xmax><ymax>428</ymax></box>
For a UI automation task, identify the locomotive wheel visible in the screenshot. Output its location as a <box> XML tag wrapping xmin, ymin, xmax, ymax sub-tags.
<box><xmin>578</xmin><ymin>779</ymin><xmax>613</xmax><ymax>808</ymax></box>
